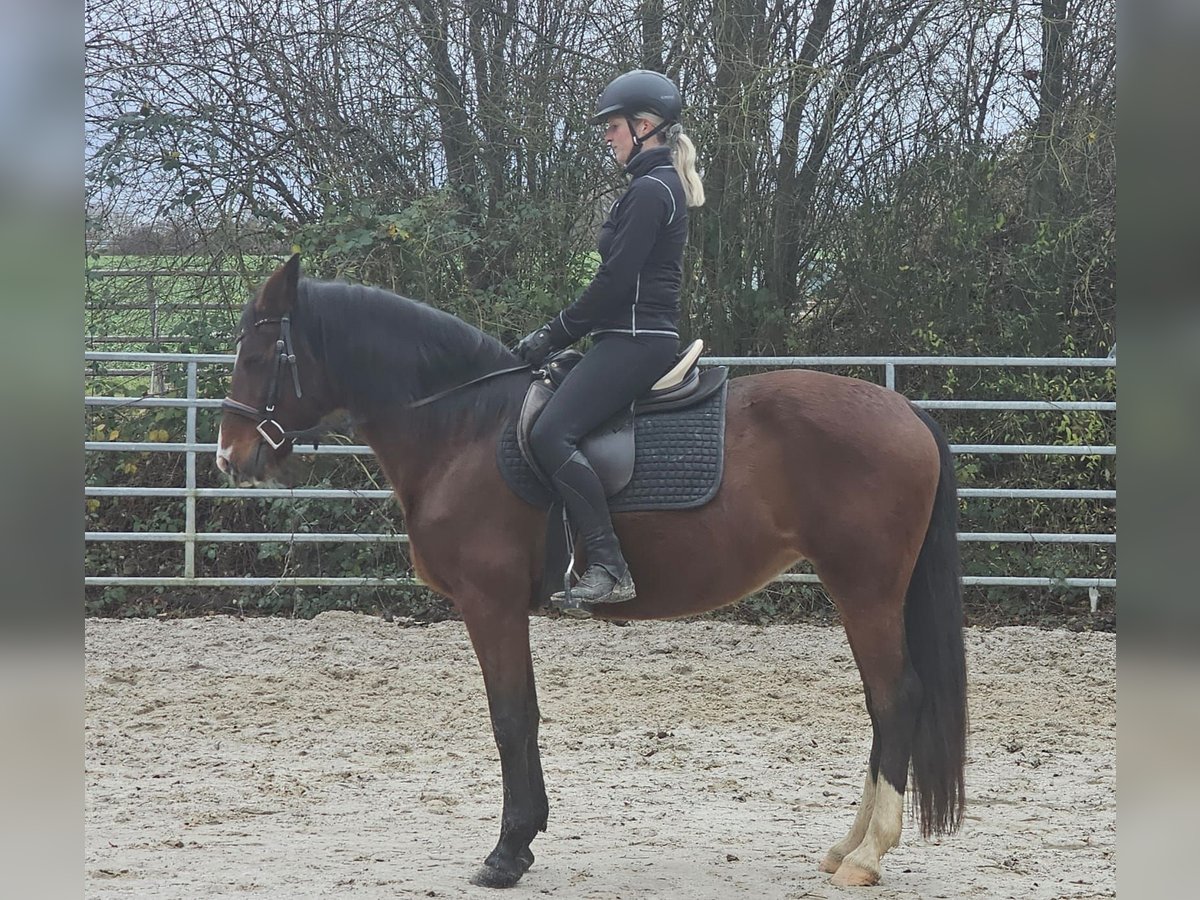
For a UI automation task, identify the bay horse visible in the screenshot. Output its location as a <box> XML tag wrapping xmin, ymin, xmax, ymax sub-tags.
<box><xmin>216</xmin><ymin>256</ymin><xmax>967</xmax><ymax>889</ymax></box>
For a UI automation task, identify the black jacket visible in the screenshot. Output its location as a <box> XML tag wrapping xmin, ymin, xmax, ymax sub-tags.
<box><xmin>546</xmin><ymin>146</ymin><xmax>687</xmax><ymax>344</ymax></box>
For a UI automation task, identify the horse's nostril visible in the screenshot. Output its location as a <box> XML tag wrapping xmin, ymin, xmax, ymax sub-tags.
<box><xmin>216</xmin><ymin>453</ymin><xmax>238</xmax><ymax>479</ymax></box>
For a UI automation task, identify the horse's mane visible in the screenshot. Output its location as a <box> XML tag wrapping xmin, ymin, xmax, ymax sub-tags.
<box><xmin>295</xmin><ymin>279</ymin><xmax>527</xmax><ymax>441</ymax></box>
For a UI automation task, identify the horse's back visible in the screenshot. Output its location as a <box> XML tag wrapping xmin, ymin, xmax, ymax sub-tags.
<box><xmin>726</xmin><ymin>368</ymin><xmax>937</xmax><ymax>463</ymax></box>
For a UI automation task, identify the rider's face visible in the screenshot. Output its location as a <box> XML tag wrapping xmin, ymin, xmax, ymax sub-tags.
<box><xmin>602</xmin><ymin>115</ymin><xmax>648</xmax><ymax>166</ymax></box>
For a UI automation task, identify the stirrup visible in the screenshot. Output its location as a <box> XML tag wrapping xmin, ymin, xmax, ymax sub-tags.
<box><xmin>551</xmin><ymin>566</ymin><xmax>636</xmax><ymax>618</ymax></box>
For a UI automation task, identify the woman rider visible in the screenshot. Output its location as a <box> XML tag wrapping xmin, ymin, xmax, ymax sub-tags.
<box><xmin>516</xmin><ymin>70</ymin><xmax>706</xmax><ymax>609</ymax></box>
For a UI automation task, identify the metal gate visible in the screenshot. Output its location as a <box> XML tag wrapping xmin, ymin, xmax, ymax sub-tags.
<box><xmin>85</xmin><ymin>352</ymin><xmax>1116</xmax><ymax>593</ymax></box>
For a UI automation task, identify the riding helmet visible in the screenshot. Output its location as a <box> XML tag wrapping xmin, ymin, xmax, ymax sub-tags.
<box><xmin>590</xmin><ymin>70</ymin><xmax>683</xmax><ymax>125</ymax></box>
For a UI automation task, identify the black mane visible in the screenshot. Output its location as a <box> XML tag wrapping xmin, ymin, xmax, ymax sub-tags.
<box><xmin>294</xmin><ymin>279</ymin><xmax>527</xmax><ymax>440</ymax></box>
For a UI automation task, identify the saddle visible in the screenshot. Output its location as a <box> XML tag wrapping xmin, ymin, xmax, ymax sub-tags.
<box><xmin>515</xmin><ymin>339</ymin><xmax>728</xmax><ymax>496</ymax></box>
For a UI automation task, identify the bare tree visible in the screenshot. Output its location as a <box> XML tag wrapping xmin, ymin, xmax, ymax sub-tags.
<box><xmin>87</xmin><ymin>0</ymin><xmax>1114</xmax><ymax>351</ymax></box>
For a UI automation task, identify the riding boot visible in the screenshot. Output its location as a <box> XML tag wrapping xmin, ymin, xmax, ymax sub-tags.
<box><xmin>548</xmin><ymin>451</ymin><xmax>637</xmax><ymax>608</ymax></box>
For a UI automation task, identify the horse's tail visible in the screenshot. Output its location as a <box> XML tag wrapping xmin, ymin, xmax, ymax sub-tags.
<box><xmin>904</xmin><ymin>406</ymin><xmax>968</xmax><ymax>838</ymax></box>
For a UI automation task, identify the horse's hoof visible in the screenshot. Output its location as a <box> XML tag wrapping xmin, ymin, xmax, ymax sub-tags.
<box><xmin>470</xmin><ymin>863</ymin><xmax>523</xmax><ymax>888</ymax></box>
<box><xmin>818</xmin><ymin>852</ymin><xmax>843</xmax><ymax>874</ymax></box>
<box><xmin>469</xmin><ymin>849</ymin><xmax>534</xmax><ymax>888</ymax></box>
<box><xmin>829</xmin><ymin>859</ymin><xmax>880</xmax><ymax>887</ymax></box>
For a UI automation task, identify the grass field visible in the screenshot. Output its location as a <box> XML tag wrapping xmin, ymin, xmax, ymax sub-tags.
<box><xmin>86</xmin><ymin>254</ymin><xmax>278</xmax><ymax>352</ymax></box>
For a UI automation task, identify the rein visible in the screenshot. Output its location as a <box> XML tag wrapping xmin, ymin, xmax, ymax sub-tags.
<box><xmin>408</xmin><ymin>363</ymin><xmax>531</xmax><ymax>409</ymax></box>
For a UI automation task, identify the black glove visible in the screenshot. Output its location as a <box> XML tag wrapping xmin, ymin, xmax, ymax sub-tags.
<box><xmin>515</xmin><ymin>325</ymin><xmax>561</xmax><ymax>368</ymax></box>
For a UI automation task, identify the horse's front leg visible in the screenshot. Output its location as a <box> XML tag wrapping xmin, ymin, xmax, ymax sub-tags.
<box><xmin>462</xmin><ymin>604</ymin><xmax>547</xmax><ymax>888</ymax></box>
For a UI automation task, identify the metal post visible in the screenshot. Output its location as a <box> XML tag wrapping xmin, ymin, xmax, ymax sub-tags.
<box><xmin>148</xmin><ymin>274</ymin><xmax>166</xmax><ymax>394</ymax></box>
<box><xmin>185</xmin><ymin>362</ymin><xmax>197</xmax><ymax>578</ymax></box>
<box><xmin>885</xmin><ymin>362</ymin><xmax>896</xmax><ymax>390</ymax></box>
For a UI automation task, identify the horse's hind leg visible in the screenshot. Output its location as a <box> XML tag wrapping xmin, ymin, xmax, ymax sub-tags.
<box><xmin>817</xmin><ymin>737</ymin><xmax>879</xmax><ymax>874</ymax></box>
<box><xmin>823</xmin><ymin>592</ymin><xmax>923</xmax><ymax>887</ymax></box>
<box><xmin>461</xmin><ymin>604</ymin><xmax>548</xmax><ymax>888</ymax></box>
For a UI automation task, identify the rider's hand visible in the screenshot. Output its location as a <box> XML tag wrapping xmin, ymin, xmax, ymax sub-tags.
<box><xmin>515</xmin><ymin>325</ymin><xmax>560</xmax><ymax>368</ymax></box>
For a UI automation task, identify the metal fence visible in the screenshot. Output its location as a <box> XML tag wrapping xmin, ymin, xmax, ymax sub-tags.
<box><xmin>85</xmin><ymin>268</ymin><xmax>259</xmax><ymax>347</ymax></box>
<box><xmin>85</xmin><ymin>351</ymin><xmax>1116</xmax><ymax>594</ymax></box>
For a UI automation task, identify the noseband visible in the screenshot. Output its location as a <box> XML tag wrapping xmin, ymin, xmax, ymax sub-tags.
<box><xmin>221</xmin><ymin>315</ymin><xmax>327</xmax><ymax>450</ymax></box>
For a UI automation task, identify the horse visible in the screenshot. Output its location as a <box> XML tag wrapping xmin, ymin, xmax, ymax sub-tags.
<box><xmin>215</xmin><ymin>255</ymin><xmax>967</xmax><ymax>889</ymax></box>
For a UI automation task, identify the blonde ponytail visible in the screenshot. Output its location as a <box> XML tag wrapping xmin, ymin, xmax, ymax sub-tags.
<box><xmin>669</xmin><ymin>128</ymin><xmax>706</xmax><ymax>208</ymax></box>
<box><xmin>635</xmin><ymin>113</ymin><xmax>706</xmax><ymax>208</ymax></box>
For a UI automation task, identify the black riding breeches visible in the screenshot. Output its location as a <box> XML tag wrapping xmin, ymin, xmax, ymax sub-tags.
<box><xmin>528</xmin><ymin>333</ymin><xmax>679</xmax><ymax>575</ymax></box>
<box><xmin>528</xmin><ymin>333</ymin><xmax>680</xmax><ymax>473</ymax></box>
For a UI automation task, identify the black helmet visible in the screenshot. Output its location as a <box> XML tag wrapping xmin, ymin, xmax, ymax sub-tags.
<box><xmin>590</xmin><ymin>70</ymin><xmax>683</xmax><ymax>126</ymax></box>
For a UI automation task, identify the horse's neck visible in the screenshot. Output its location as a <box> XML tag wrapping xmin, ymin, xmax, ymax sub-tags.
<box><xmin>344</xmin><ymin>362</ymin><xmax>511</xmax><ymax>496</ymax></box>
<box><xmin>354</xmin><ymin>420</ymin><xmax>421</xmax><ymax>511</ymax></box>
<box><xmin>311</xmin><ymin>292</ymin><xmax>515</xmax><ymax>503</ymax></box>
<box><xmin>355</xmin><ymin>418</ymin><xmax>492</xmax><ymax>521</ymax></box>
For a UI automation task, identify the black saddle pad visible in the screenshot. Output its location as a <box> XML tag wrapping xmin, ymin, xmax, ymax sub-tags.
<box><xmin>497</xmin><ymin>379</ymin><xmax>728</xmax><ymax>513</ymax></box>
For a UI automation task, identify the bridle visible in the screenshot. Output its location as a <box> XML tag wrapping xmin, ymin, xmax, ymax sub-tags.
<box><xmin>222</xmin><ymin>313</ymin><xmax>534</xmax><ymax>448</ymax></box>
<box><xmin>221</xmin><ymin>315</ymin><xmax>328</xmax><ymax>450</ymax></box>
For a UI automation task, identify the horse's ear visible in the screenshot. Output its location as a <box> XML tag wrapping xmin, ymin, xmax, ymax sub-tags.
<box><xmin>256</xmin><ymin>253</ymin><xmax>301</xmax><ymax>315</ymax></box>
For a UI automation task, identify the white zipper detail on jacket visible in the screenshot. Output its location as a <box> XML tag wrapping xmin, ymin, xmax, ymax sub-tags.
<box><xmin>632</xmin><ymin>273</ymin><xmax>641</xmax><ymax>335</ymax></box>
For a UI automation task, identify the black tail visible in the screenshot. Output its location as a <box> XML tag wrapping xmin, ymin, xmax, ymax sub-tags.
<box><xmin>905</xmin><ymin>407</ymin><xmax>968</xmax><ymax>837</ymax></box>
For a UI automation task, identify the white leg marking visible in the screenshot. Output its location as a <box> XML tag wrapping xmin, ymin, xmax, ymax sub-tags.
<box><xmin>835</xmin><ymin>778</ymin><xmax>904</xmax><ymax>884</ymax></box>
<box><xmin>824</xmin><ymin>772</ymin><xmax>877</xmax><ymax>868</ymax></box>
<box><xmin>864</xmin><ymin>778</ymin><xmax>904</xmax><ymax>856</ymax></box>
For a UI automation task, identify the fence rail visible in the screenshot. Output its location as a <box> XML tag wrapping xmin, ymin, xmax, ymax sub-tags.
<box><xmin>85</xmin><ymin>351</ymin><xmax>1116</xmax><ymax>591</ymax></box>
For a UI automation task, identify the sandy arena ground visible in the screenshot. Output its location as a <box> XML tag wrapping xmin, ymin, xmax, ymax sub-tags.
<box><xmin>85</xmin><ymin>614</ymin><xmax>1114</xmax><ymax>899</ymax></box>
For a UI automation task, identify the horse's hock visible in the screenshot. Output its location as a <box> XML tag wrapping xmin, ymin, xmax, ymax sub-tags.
<box><xmin>85</xmin><ymin>613</ymin><xmax>1115</xmax><ymax>899</ymax></box>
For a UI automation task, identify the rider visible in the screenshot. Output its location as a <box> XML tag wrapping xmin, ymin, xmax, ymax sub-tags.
<box><xmin>517</xmin><ymin>69</ymin><xmax>706</xmax><ymax>607</ymax></box>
